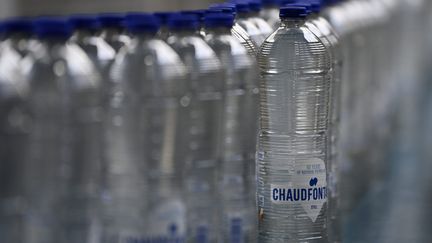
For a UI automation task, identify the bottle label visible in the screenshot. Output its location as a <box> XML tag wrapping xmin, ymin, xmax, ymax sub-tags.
<box><xmin>270</xmin><ymin>158</ymin><xmax>327</xmax><ymax>222</ymax></box>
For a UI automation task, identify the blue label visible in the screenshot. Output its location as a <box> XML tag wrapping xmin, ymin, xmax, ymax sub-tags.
<box><xmin>272</xmin><ymin>178</ymin><xmax>327</xmax><ymax>202</ymax></box>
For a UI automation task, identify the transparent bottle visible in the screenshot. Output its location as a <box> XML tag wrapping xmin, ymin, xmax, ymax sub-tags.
<box><xmin>97</xmin><ymin>13</ymin><xmax>130</xmax><ymax>54</ymax></box>
<box><xmin>248</xmin><ymin>1</ymin><xmax>275</xmax><ymax>41</ymax></box>
<box><xmin>69</xmin><ymin>15</ymin><xmax>116</xmax><ymax>75</ymax></box>
<box><xmin>207</xmin><ymin>5</ymin><xmax>258</xmax><ymax>56</ymax></box>
<box><xmin>180</xmin><ymin>10</ymin><xmax>207</xmax><ymax>37</ymax></box>
<box><xmin>305</xmin><ymin>1</ymin><xmax>342</xmax><ymax>242</ymax></box>
<box><xmin>0</xmin><ymin>18</ymin><xmax>32</xmax><ymax>243</ymax></box>
<box><xmin>257</xmin><ymin>6</ymin><xmax>331</xmax><ymax>242</ymax></box>
<box><xmin>0</xmin><ymin>18</ymin><xmax>33</xmax><ymax>57</ymax></box>
<box><xmin>166</xmin><ymin>13</ymin><xmax>224</xmax><ymax>243</ymax></box>
<box><xmin>22</xmin><ymin>17</ymin><xmax>103</xmax><ymax>243</ymax></box>
<box><xmin>234</xmin><ymin>2</ymin><xmax>268</xmax><ymax>47</ymax></box>
<box><xmin>204</xmin><ymin>12</ymin><xmax>257</xmax><ymax>243</ymax></box>
<box><xmin>260</xmin><ymin>0</ymin><xmax>282</xmax><ymax>30</ymax></box>
<box><xmin>102</xmin><ymin>13</ymin><xmax>189</xmax><ymax>242</ymax></box>
<box><xmin>154</xmin><ymin>12</ymin><xmax>173</xmax><ymax>40</ymax></box>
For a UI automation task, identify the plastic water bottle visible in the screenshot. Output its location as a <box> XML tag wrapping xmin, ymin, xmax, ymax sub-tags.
<box><xmin>0</xmin><ymin>18</ymin><xmax>33</xmax><ymax>57</ymax></box>
<box><xmin>234</xmin><ymin>2</ymin><xmax>268</xmax><ymax>47</ymax></box>
<box><xmin>69</xmin><ymin>15</ymin><xmax>116</xmax><ymax>73</ymax></box>
<box><xmin>248</xmin><ymin>1</ymin><xmax>274</xmax><ymax>41</ymax></box>
<box><xmin>166</xmin><ymin>13</ymin><xmax>223</xmax><ymax>243</ymax></box>
<box><xmin>207</xmin><ymin>5</ymin><xmax>257</xmax><ymax>56</ymax></box>
<box><xmin>102</xmin><ymin>13</ymin><xmax>189</xmax><ymax>242</ymax></box>
<box><xmin>23</xmin><ymin>17</ymin><xmax>103</xmax><ymax>243</ymax></box>
<box><xmin>304</xmin><ymin>1</ymin><xmax>342</xmax><ymax>242</ymax></box>
<box><xmin>180</xmin><ymin>10</ymin><xmax>207</xmax><ymax>37</ymax></box>
<box><xmin>154</xmin><ymin>12</ymin><xmax>172</xmax><ymax>40</ymax></box>
<box><xmin>204</xmin><ymin>12</ymin><xmax>257</xmax><ymax>243</ymax></box>
<box><xmin>260</xmin><ymin>0</ymin><xmax>282</xmax><ymax>30</ymax></box>
<box><xmin>0</xmin><ymin>18</ymin><xmax>32</xmax><ymax>243</ymax></box>
<box><xmin>257</xmin><ymin>6</ymin><xmax>331</xmax><ymax>242</ymax></box>
<box><xmin>97</xmin><ymin>13</ymin><xmax>130</xmax><ymax>53</ymax></box>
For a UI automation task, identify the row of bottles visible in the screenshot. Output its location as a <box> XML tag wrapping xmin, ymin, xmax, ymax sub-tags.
<box><xmin>0</xmin><ymin>7</ymin><xmax>263</xmax><ymax>243</ymax></box>
<box><xmin>2</xmin><ymin>0</ymin><xmax>432</xmax><ymax>242</ymax></box>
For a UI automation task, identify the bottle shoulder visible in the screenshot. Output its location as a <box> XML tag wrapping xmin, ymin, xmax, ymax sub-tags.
<box><xmin>167</xmin><ymin>35</ymin><xmax>220</xmax><ymax>63</ymax></box>
<box><xmin>0</xmin><ymin>45</ymin><xmax>28</xmax><ymax>99</ymax></box>
<box><xmin>26</xmin><ymin>41</ymin><xmax>101</xmax><ymax>91</ymax></box>
<box><xmin>112</xmin><ymin>37</ymin><xmax>187</xmax><ymax>82</ymax></box>
<box><xmin>259</xmin><ymin>26</ymin><xmax>332</xmax><ymax>71</ymax></box>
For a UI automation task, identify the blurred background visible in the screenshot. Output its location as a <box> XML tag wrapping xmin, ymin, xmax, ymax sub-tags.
<box><xmin>0</xmin><ymin>0</ymin><xmax>224</xmax><ymax>18</ymax></box>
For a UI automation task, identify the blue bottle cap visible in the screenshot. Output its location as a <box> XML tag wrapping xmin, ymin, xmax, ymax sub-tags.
<box><xmin>125</xmin><ymin>13</ymin><xmax>160</xmax><ymax>34</ymax></box>
<box><xmin>1</xmin><ymin>18</ymin><xmax>33</xmax><ymax>35</ymax></box>
<box><xmin>153</xmin><ymin>12</ymin><xmax>173</xmax><ymax>25</ymax></box>
<box><xmin>69</xmin><ymin>14</ymin><xmax>101</xmax><ymax>31</ymax></box>
<box><xmin>98</xmin><ymin>13</ymin><xmax>125</xmax><ymax>28</ymax></box>
<box><xmin>235</xmin><ymin>3</ymin><xmax>251</xmax><ymax>13</ymax></box>
<box><xmin>180</xmin><ymin>10</ymin><xmax>206</xmax><ymax>20</ymax></box>
<box><xmin>204</xmin><ymin>13</ymin><xmax>235</xmax><ymax>28</ymax></box>
<box><xmin>261</xmin><ymin>0</ymin><xmax>282</xmax><ymax>7</ymax></box>
<box><xmin>168</xmin><ymin>13</ymin><xmax>200</xmax><ymax>31</ymax></box>
<box><xmin>285</xmin><ymin>2</ymin><xmax>312</xmax><ymax>14</ymax></box>
<box><xmin>33</xmin><ymin>17</ymin><xmax>73</xmax><ymax>39</ymax></box>
<box><xmin>279</xmin><ymin>6</ymin><xmax>308</xmax><ymax>18</ymax></box>
<box><xmin>310</xmin><ymin>1</ymin><xmax>321</xmax><ymax>13</ymax></box>
<box><xmin>249</xmin><ymin>1</ymin><xmax>263</xmax><ymax>12</ymax></box>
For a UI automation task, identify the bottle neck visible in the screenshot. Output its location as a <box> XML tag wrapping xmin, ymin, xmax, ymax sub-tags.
<box><xmin>169</xmin><ymin>28</ymin><xmax>199</xmax><ymax>37</ymax></box>
<box><xmin>39</xmin><ymin>37</ymin><xmax>69</xmax><ymax>45</ymax></box>
<box><xmin>100</xmin><ymin>26</ymin><xmax>124</xmax><ymax>39</ymax></box>
<box><xmin>205</xmin><ymin>26</ymin><xmax>232</xmax><ymax>36</ymax></box>
<box><xmin>132</xmin><ymin>31</ymin><xmax>158</xmax><ymax>41</ymax></box>
<box><xmin>237</xmin><ymin>12</ymin><xmax>251</xmax><ymax>19</ymax></box>
<box><xmin>280</xmin><ymin>18</ymin><xmax>306</xmax><ymax>28</ymax></box>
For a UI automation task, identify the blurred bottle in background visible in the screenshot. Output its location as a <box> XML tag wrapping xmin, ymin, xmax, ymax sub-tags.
<box><xmin>180</xmin><ymin>10</ymin><xmax>207</xmax><ymax>37</ymax></box>
<box><xmin>102</xmin><ymin>13</ymin><xmax>189</xmax><ymax>242</ymax></box>
<box><xmin>23</xmin><ymin>17</ymin><xmax>103</xmax><ymax>243</ymax></box>
<box><xmin>232</xmin><ymin>2</ymin><xmax>264</xmax><ymax>49</ymax></box>
<box><xmin>154</xmin><ymin>12</ymin><xmax>173</xmax><ymax>40</ymax></box>
<box><xmin>247</xmin><ymin>1</ymin><xmax>274</xmax><ymax>41</ymax></box>
<box><xmin>69</xmin><ymin>15</ymin><xmax>116</xmax><ymax>76</ymax></box>
<box><xmin>204</xmin><ymin>12</ymin><xmax>257</xmax><ymax>243</ymax></box>
<box><xmin>257</xmin><ymin>5</ymin><xmax>331</xmax><ymax>242</ymax></box>
<box><xmin>98</xmin><ymin>13</ymin><xmax>130</xmax><ymax>54</ymax></box>
<box><xmin>166</xmin><ymin>13</ymin><xmax>224</xmax><ymax>243</ymax></box>
<box><xmin>207</xmin><ymin>4</ymin><xmax>257</xmax><ymax>56</ymax></box>
<box><xmin>305</xmin><ymin>0</ymin><xmax>343</xmax><ymax>242</ymax></box>
<box><xmin>260</xmin><ymin>0</ymin><xmax>281</xmax><ymax>30</ymax></box>
<box><xmin>0</xmin><ymin>18</ymin><xmax>32</xmax><ymax>243</ymax></box>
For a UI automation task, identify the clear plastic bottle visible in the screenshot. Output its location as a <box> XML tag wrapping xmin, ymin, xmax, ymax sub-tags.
<box><xmin>180</xmin><ymin>10</ymin><xmax>207</xmax><ymax>37</ymax></box>
<box><xmin>166</xmin><ymin>13</ymin><xmax>224</xmax><ymax>243</ymax></box>
<box><xmin>0</xmin><ymin>18</ymin><xmax>33</xmax><ymax>57</ymax></box>
<box><xmin>305</xmin><ymin>1</ymin><xmax>342</xmax><ymax>242</ymax></box>
<box><xmin>23</xmin><ymin>17</ymin><xmax>103</xmax><ymax>243</ymax></box>
<box><xmin>260</xmin><ymin>0</ymin><xmax>282</xmax><ymax>30</ymax></box>
<box><xmin>102</xmin><ymin>13</ymin><xmax>189</xmax><ymax>242</ymax></box>
<box><xmin>0</xmin><ymin>18</ymin><xmax>32</xmax><ymax>243</ymax></box>
<box><xmin>257</xmin><ymin>6</ymin><xmax>331</xmax><ymax>242</ymax></box>
<box><xmin>154</xmin><ymin>12</ymin><xmax>173</xmax><ymax>40</ymax></box>
<box><xmin>234</xmin><ymin>2</ymin><xmax>268</xmax><ymax>47</ymax></box>
<box><xmin>204</xmin><ymin>12</ymin><xmax>257</xmax><ymax>243</ymax></box>
<box><xmin>97</xmin><ymin>13</ymin><xmax>130</xmax><ymax>53</ymax></box>
<box><xmin>207</xmin><ymin>5</ymin><xmax>258</xmax><ymax>56</ymax></box>
<box><xmin>69</xmin><ymin>15</ymin><xmax>116</xmax><ymax>74</ymax></box>
<box><xmin>248</xmin><ymin>1</ymin><xmax>275</xmax><ymax>41</ymax></box>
